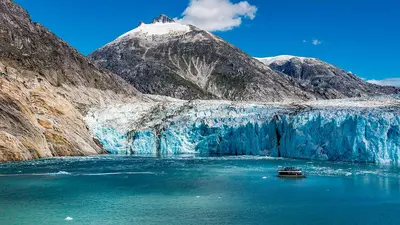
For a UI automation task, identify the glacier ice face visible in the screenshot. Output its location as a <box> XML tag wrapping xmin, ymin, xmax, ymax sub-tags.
<box><xmin>85</xmin><ymin>97</ymin><xmax>400</xmax><ymax>164</ymax></box>
<box><xmin>278</xmin><ymin>111</ymin><xmax>399</xmax><ymax>163</ymax></box>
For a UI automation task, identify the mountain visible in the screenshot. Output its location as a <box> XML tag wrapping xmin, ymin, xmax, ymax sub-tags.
<box><xmin>255</xmin><ymin>55</ymin><xmax>400</xmax><ymax>99</ymax></box>
<box><xmin>2</xmin><ymin>1</ymin><xmax>398</xmax><ymax>163</ymax></box>
<box><xmin>0</xmin><ymin>0</ymin><xmax>142</xmax><ymax>161</ymax></box>
<box><xmin>89</xmin><ymin>15</ymin><xmax>315</xmax><ymax>102</ymax></box>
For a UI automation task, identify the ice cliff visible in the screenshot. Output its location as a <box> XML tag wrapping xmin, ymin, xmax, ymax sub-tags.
<box><xmin>85</xmin><ymin>96</ymin><xmax>400</xmax><ymax>164</ymax></box>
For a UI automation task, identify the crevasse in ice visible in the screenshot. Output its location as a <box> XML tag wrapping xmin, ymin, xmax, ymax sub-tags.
<box><xmin>85</xmin><ymin>97</ymin><xmax>400</xmax><ymax>164</ymax></box>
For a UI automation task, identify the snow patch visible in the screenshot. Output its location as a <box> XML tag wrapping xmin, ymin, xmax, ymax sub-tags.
<box><xmin>255</xmin><ymin>55</ymin><xmax>310</xmax><ymax>65</ymax></box>
<box><xmin>168</xmin><ymin>50</ymin><xmax>219</xmax><ymax>89</ymax></box>
<box><xmin>117</xmin><ymin>22</ymin><xmax>190</xmax><ymax>40</ymax></box>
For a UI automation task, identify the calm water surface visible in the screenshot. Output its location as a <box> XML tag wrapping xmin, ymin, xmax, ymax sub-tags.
<box><xmin>0</xmin><ymin>155</ymin><xmax>399</xmax><ymax>225</ymax></box>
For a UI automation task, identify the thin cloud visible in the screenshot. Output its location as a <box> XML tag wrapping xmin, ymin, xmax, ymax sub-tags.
<box><xmin>312</xmin><ymin>39</ymin><xmax>322</xmax><ymax>45</ymax></box>
<box><xmin>367</xmin><ymin>78</ymin><xmax>400</xmax><ymax>87</ymax></box>
<box><xmin>178</xmin><ymin>0</ymin><xmax>258</xmax><ymax>32</ymax></box>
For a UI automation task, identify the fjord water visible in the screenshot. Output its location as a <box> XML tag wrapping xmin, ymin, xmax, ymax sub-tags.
<box><xmin>0</xmin><ymin>156</ymin><xmax>399</xmax><ymax>225</ymax></box>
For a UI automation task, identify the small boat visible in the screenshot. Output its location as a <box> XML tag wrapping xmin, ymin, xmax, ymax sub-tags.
<box><xmin>277</xmin><ymin>167</ymin><xmax>306</xmax><ymax>178</ymax></box>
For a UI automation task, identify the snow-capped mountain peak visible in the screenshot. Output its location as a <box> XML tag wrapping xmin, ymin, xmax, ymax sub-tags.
<box><xmin>114</xmin><ymin>14</ymin><xmax>191</xmax><ymax>41</ymax></box>
<box><xmin>255</xmin><ymin>55</ymin><xmax>309</xmax><ymax>65</ymax></box>
<box><xmin>254</xmin><ymin>54</ymin><xmax>400</xmax><ymax>98</ymax></box>
<box><xmin>151</xmin><ymin>14</ymin><xmax>175</xmax><ymax>24</ymax></box>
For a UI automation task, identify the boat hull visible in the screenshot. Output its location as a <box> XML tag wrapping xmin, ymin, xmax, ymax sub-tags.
<box><xmin>277</xmin><ymin>174</ymin><xmax>306</xmax><ymax>178</ymax></box>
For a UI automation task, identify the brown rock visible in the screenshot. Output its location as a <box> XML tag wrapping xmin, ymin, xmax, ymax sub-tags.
<box><xmin>0</xmin><ymin>0</ymin><xmax>144</xmax><ymax>162</ymax></box>
<box><xmin>37</xmin><ymin>118</ymin><xmax>53</xmax><ymax>129</ymax></box>
<box><xmin>93</xmin><ymin>137</ymin><xmax>107</xmax><ymax>154</ymax></box>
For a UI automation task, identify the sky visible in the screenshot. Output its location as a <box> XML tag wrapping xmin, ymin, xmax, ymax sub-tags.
<box><xmin>14</xmin><ymin>0</ymin><xmax>400</xmax><ymax>86</ymax></box>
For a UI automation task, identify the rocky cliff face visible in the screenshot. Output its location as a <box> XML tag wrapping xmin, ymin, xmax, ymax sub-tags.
<box><xmin>89</xmin><ymin>15</ymin><xmax>315</xmax><ymax>102</ymax></box>
<box><xmin>0</xmin><ymin>0</ymin><xmax>142</xmax><ymax>162</ymax></box>
<box><xmin>256</xmin><ymin>55</ymin><xmax>400</xmax><ymax>99</ymax></box>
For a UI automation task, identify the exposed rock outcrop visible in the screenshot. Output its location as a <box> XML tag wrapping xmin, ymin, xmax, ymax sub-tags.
<box><xmin>0</xmin><ymin>0</ymin><xmax>142</xmax><ymax>162</ymax></box>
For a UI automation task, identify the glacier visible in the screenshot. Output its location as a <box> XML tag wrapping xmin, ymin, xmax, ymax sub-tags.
<box><xmin>85</xmin><ymin>96</ymin><xmax>400</xmax><ymax>164</ymax></box>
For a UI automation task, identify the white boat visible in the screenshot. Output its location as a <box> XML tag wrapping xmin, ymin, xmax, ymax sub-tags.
<box><xmin>278</xmin><ymin>167</ymin><xmax>306</xmax><ymax>178</ymax></box>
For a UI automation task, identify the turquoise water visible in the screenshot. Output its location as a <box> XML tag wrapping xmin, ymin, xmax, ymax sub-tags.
<box><xmin>0</xmin><ymin>156</ymin><xmax>399</xmax><ymax>225</ymax></box>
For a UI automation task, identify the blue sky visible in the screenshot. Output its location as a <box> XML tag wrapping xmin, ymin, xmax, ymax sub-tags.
<box><xmin>14</xmin><ymin>0</ymin><xmax>400</xmax><ymax>85</ymax></box>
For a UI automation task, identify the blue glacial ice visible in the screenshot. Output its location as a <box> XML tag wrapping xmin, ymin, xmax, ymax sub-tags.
<box><xmin>85</xmin><ymin>97</ymin><xmax>400</xmax><ymax>164</ymax></box>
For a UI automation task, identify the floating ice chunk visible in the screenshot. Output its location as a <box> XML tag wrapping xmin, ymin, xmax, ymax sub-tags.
<box><xmin>65</xmin><ymin>217</ymin><xmax>73</xmax><ymax>221</ymax></box>
<box><xmin>262</xmin><ymin>176</ymin><xmax>267</xmax><ymax>179</ymax></box>
<box><xmin>49</xmin><ymin>171</ymin><xmax>71</xmax><ymax>176</ymax></box>
<box><xmin>56</xmin><ymin>171</ymin><xmax>71</xmax><ymax>175</ymax></box>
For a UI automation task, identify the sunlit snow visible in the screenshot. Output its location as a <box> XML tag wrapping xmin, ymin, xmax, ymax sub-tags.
<box><xmin>117</xmin><ymin>22</ymin><xmax>190</xmax><ymax>40</ymax></box>
<box><xmin>255</xmin><ymin>55</ymin><xmax>309</xmax><ymax>65</ymax></box>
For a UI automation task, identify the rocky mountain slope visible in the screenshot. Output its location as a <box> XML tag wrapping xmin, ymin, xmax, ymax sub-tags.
<box><xmin>256</xmin><ymin>55</ymin><xmax>400</xmax><ymax>99</ymax></box>
<box><xmin>0</xmin><ymin>0</ymin><xmax>142</xmax><ymax>161</ymax></box>
<box><xmin>89</xmin><ymin>15</ymin><xmax>315</xmax><ymax>102</ymax></box>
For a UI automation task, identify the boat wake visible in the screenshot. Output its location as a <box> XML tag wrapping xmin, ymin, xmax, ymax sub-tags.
<box><xmin>80</xmin><ymin>172</ymin><xmax>156</xmax><ymax>176</ymax></box>
<box><xmin>0</xmin><ymin>171</ymin><xmax>156</xmax><ymax>177</ymax></box>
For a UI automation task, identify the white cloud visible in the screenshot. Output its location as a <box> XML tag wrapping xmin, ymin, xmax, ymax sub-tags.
<box><xmin>367</xmin><ymin>78</ymin><xmax>400</xmax><ymax>87</ymax></box>
<box><xmin>178</xmin><ymin>0</ymin><xmax>258</xmax><ymax>32</ymax></box>
<box><xmin>312</xmin><ymin>39</ymin><xmax>322</xmax><ymax>45</ymax></box>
